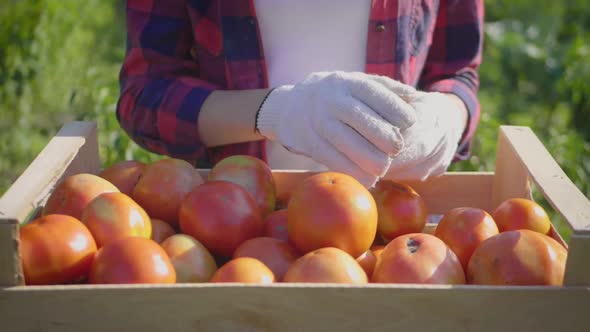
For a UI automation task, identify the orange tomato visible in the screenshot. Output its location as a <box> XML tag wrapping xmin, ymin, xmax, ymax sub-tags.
<box><xmin>210</xmin><ymin>257</ymin><xmax>275</xmax><ymax>283</ymax></box>
<box><xmin>233</xmin><ymin>237</ymin><xmax>300</xmax><ymax>281</ymax></box>
<box><xmin>81</xmin><ymin>192</ymin><xmax>151</xmax><ymax>248</ymax></box>
<box><xmin>98</xmin><ymin>160</ymin><xmax>145</xmax><ymax>196</ymax></box>
<box><xmin>161</xmin><ymin>234</ymin><xmax>217</xmax><ymax>283</ymax></box>
<box><xmin>89</xmin><ymin>237</ymin><xmax>176</xmax><ymax>284</ymax></box>
<box><xmin>179</xmin><ymin>181</ymin><xmax>264</xmax><ymax>257</ymax></box>
<box><xmin>43</xmin><ymin>173</ymin><xmax>119</xmax><ymax>220</ymax></box>
<box><xmin>263</xmin><ymin>209</ymin><xmax>289</xmax><ymax>242</ymax></box>
<box><xmin>372</xmin><ymin>233</ymin><xmax>465</xmax><ymax>284</ymax></box>
<box><xmin>283</xmin><ymin>247</ymin><xmax>368</xmax><ymax>284</ymax></box>
<box><xmin>434</xmin><ymin>207</ymin><xmax>499</xmax><ymax>270</ymax></box>
<box><xmin>467</xmin><ymin>229</ymin><xmax>567</xmax><ymax>286</ymax></box>
<box><xmin>288</xmin><ymin>172</ymin><xmax>377</xmax><ymax>258</ymax></box>
<box><xmin>132</xmin><ymin>158</ymin><xmax>203</xmax><ymax>227</ymax></box>
<box><xmin>150</xmin><ymin>218</ymin><xmax>176</xmax><ymax>244</ymax></box>
<box><xmin>20</xmin><ymin>214</ymin><xmax>97</xmax><ymax>285</ymax></box>
<box><xmin>492</xmin><ymin>198</ymin><xmax>551</xmax><ymax>234</ymax></box>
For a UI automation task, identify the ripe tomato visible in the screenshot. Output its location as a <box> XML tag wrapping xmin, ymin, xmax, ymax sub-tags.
<box><xmin>283</xmin><ymin>247</ymin><xmax>368</xmax><ymax>284</ymax></box>
<box><xmin>492</xmin><ymin>198</ymin><xmax>551</xmax><ymax>234</ymax></box>
<box><xmin>161</xmin><ymin>234</ymin><xmax>217</xmax><ymax>283</ymax></box>
<box><xmin>208</xmin><ymin>155</ymin><xmax>276</xmax><ymax>217</ymax></box>
<box><xmin>356</xmin><ymin>250</ymin><xmax>377</xmax><ymax>279</ymax></box>
<box><xmin>89</xmin><ymin>237</ymin><xmax>176</xmax><ymax>284</ymax></box>
<box><xmin>81</xmin><ymin>192</ymin><xmax>151</xmax><ymax>248</ymax></box>
<box><xmin>370</xmin><ymin>180</ymin><xmax>428</xmax><ymax>241</ymax></box>
<box><xmin>150</xmin><ymin>218</ymin><xmax>176</xmax><ymax>244</ymax></box>
<box><xmin>263</xmin><ymin>209</ymin><xmax>289</xmax><ymax>242</ymax></box>
<box><xmin>98</xmin><ymin>160</ymin><xmax>145</xmax><ymax>196</ymax></box>
<box><xmin>20</xmin><ymin>214</ymin><xmax>97</xmax><ymax>285</ymax></box>
<box><xmin>233</xmin><ymin>237</ymin><xmax>300</xmax><ymax>281</ymax></box>
<box><xmin>372</xmin><ymin>233</ymin><xmax>465</xmax><ymax>284</ymax></box>
<box><xmin>288</xmin><ymin>172</ymin><xmax>377</xmax><ymax>258</ymax></box>
<box><xmin>132</xmin><ymin>158</ymin><xmax>203</xmax><ymax>227</ymax></box>
<box><xmin>434</xmin><ymin>207</ymin><xmax>499</xmax><ymax>270</ymax></box>
<box><xmin>43</xmin><ymin>173</ymin><xmax>119</xmax><ymax>220</ymax></box>
<box><xmin>179</xmin><ymin>181</ymin><xmax>264</xmax><ymax>257</ymax></box>
<box><xmin>467</xmin><ymin>229</ymin><xmax>567</xmax><ymax>286</ymax></box>
<box><xmin>210</xmin><ymin>257</ymin><xmax>275</xmax><ymax>283</ymax></box>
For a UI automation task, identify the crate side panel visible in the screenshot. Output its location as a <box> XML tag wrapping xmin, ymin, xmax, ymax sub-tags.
<box><xmin>0</xmin><ymin>222</ymin><xmax>22</xmax><ymax>286</ymax></box>
<box><xmin>1</xmin><ymin>285</ymin><xmax>588</xmax><ymax>332</ymax></box>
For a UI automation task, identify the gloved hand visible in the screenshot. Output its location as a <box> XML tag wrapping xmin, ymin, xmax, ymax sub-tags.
<box><xmin>383</xmin><ymin>90</ymin><xmax>467</xmax><ymax>181</ymax></box>
<box><xmin>256</xmin><ymin>71</ymin><xmax>417</xmax><ymax>187</ymax></box>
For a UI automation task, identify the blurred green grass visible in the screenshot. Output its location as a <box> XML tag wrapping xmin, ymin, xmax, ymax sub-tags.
<box><xmin>1</xmin><ymin>0</ymin><xmax>588</xmax><ymax>242</ymax></box>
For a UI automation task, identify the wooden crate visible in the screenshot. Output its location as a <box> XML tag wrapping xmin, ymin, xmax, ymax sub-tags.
<box><xmin>1</xmin><ymin>121</ymin><xmax>589</xmax><ymax>332</ymax></box>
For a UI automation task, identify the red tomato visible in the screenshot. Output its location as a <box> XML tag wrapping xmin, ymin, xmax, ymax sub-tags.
<box><xmin>89</xmin><ymin>237</ymin><xmax>176</xmax><ymax>284</ymax></box>
<box><xmin>356</xmin><ymin>250</ymin><xmax>378</xmax><ymax>279</ymax></box>
<box><xmin>372</xmin><ymin>233</ymin><xmax>465</xmax><ymax>284</ymax></box>
<box><xmin>20</xmin><ymin>214</ymin><xmax>97</xmax><ymax>285</ymax></box>
<box><xmin>263</xmin><ymin>209</ymin><xmax>289</xmax><ymax>242</ymax></box>
<box><xmin>467</xmin><ymin>229</ymin><xmax>567</xmax><ymax>286</ymax></box>
<box><xmin>132</xmin><ymin>158</ymin><xmax>203</xmax><ymax>227</ymax></box>
<box><xmin>233</xmin><ymin>237</ymin><xmax>300</xmax><ymax>281</ymax></box>
<box><xmin>208</xmin><ymin>155</ymin><xmax>276</xmax><ymax>217</ymax></box>
<box><xmin>370</xmin><ymin>180</ymin><xmax>428</xmax><ymax>241</ymax></box>
<box><xmin>150</xmin><ymin>218</ymin><xmax>176</xmax><ymax>244</ymax></box>
<box><xmin>434</xmin><ymin>207</ymin><xmax>499</xmax><ymax>270</ymax></box>
<box><xmin>98</xmin><ymin>160</ymin><xmax>145</xmax><ymax>196</ymax></box>
<box><xmin>371</xmin><ymin>245</ymin><xmax>386</xmax><ymax>262</ymax></box>
<box><xmin>179</xmin><ymin>181</ymin><xmax>264</xmax><ymax>257</ymax></box>
<box><xmin>288</xmin><ymin>172</ymin><xmax>377</xmax><ymax>258</ymax></box>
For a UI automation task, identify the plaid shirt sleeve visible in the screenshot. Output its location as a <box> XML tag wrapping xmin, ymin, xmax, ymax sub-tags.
<box><xmin>116</xmin><ymin>0</ymin><xmax>217</xmax><ymax>165</ymax></box>
<box><xmin>418</xmin><ymin>0</ymin><xmax>484</xmax><ymax>161</ymax></box>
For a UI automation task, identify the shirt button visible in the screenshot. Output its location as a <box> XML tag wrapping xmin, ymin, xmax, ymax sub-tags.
<box><xmin>375</xmin><ymin>23</ymin><xmax>386</xmax><ymax>32</ymax></box>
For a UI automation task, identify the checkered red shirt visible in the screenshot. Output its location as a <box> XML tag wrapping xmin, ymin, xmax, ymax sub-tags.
<box><xmin>117</xmin><ymin>0</ymin><xmax>484</xmax><ymax>167</ymax></box>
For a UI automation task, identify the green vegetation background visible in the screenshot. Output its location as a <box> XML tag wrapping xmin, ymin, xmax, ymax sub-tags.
<box><xmin>1</xmin><ymin>1</ymin><xmax>589</xmax><ymax>240</ymax></box>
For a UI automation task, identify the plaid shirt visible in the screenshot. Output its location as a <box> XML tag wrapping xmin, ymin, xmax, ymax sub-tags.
<box><xmin>117</xmin><ymin>0</ymin><xmax>484</xmax><ymax>167</ymax></box>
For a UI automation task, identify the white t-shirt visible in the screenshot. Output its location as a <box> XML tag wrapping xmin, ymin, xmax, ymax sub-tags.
<box><xmin>253</xmin><ymin>0</ymin><xmax>371</xmax><ymax>170</ymax></box>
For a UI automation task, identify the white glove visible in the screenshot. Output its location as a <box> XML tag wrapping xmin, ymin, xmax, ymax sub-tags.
<box><xmin>384</xmin><ymin>91</ymin><xmax>466</xmax><ymax>181</ymax></box>
<box><xmin>256</xmin><ymin>71</ymin><xmax>417</xmax><ymax>187</ymax></box>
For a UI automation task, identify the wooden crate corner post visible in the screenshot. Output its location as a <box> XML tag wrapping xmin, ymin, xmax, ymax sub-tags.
<box><xmin>0</xmin><ymin>121</ymin><xmax>101</xmax><ymax>287</ymax></box>
<box><xmin>492</xmin><ymin>125</ymin><xmax>590</xmax><ymax>286</ymax></box>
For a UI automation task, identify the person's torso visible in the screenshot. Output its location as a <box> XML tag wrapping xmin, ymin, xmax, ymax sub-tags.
<box><xmin>188</xmin><ymin>0</ymin><xmax>440</xmax><ymax>167</ymax></box>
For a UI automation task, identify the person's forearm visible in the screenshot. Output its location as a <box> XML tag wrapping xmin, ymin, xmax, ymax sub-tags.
<box><xmin>198</xmin><ymin>89</ymin><xmax>272</xmax><ymax>147</ymax></box>
<box><xmin>444</xmin><ymin>93</ymin><xmax>469</xmax><ymax>134</ymax></box>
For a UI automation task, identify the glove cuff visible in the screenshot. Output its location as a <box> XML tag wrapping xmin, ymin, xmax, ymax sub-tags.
<box><xmin>256</xmin><ymin>85</ymin><xmax>294</xmax><ymax>140</ymax></box>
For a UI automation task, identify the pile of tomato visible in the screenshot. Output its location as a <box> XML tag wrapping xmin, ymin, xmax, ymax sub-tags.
<box><xmin>19</xmin><ymin>155</ymin><xmax>567</xmax><ymax>286</ymax></box>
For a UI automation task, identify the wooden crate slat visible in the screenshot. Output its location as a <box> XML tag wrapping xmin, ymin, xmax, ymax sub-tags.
<box><xmin>0</xmin><ymin>121</ymin><xmax>100</xmax><ymax>225</ymax></box>
<box><xmin>564</xmin><ymin>234</ymin><xmax>590</xmax><ymax>286</ymax></box>
<box><xmin>199</xmin><ymin>169</ymin><xmax>497</xmax><ymax>215</ymax></box>
<box><xmin>496</xmin><ymin>126</ymin><xmax>590</xmax><ymax>235</ymax></box>
<box><xmin>0</xmin><ymin>223</ymin><xmax>22</xmax><ymax>286</ymax></box>
<box><xmin>1</xmin><ymin>284</ymin><xmax>589</xmax><ymax>332</ymax></box>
